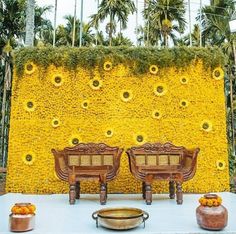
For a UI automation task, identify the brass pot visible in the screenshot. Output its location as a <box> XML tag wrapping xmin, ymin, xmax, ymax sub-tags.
<box><xmin>92</xmin><ymin>207</ymin><xmax>149</xmax><ymax>230</ymax></box>
<box><xmin>9</xmin><ymin>203</ymin><xmax>35</xmax><ymax>232</ymax></box>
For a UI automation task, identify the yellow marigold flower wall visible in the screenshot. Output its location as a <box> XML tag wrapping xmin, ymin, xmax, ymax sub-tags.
<box><xmin>6</xmin><ymin>57</ymin><xmax>230</xmax><ymax>194</ymax></box>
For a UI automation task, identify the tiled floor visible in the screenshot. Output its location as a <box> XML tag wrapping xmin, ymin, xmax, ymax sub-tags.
<box><xmin>1</xmin><ymin>192</ymin><xmax>235</xmax><ymax>234</ymax></box>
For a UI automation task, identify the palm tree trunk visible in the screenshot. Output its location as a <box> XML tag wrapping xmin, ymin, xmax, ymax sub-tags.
<box><xmin>79</xmin><ymin>0</ymin><xmax>84</xmax><ymax>47</ymax></box>
<box><xmin>109</xmin><ymin>11</ymin><xmax>113</xmax><ymax>46</ymax></box>
<box><xmin>25</xmin><ymin>0</ymin><xmax>35</xmax><ymax>46</ymax></box>
<box><xmin>72</xmin><ymin>0</ymin><xmax>77</xmax><ymax>47</ymax></box>
<box><xmin>53</xmin><ymin>0</ymin><xmax>58</xmax><ymax>47</ymax></box>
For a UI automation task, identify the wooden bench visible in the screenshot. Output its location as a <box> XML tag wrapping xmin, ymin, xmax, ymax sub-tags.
<box><xmin>52</xmin><ymin>143</ymin><xmax>123</xmax><ymax>205</ymax></box>
<box><xmin>126</xmin><ymin>142</ymin><xmax>200</xmax><ymax>205</ymax></box>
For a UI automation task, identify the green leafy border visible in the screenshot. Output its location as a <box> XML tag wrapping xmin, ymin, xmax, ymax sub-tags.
<box><xmin>14</xmin><ymin>46</ymin><xmax>225</xmax><ymax>77</ymax></box>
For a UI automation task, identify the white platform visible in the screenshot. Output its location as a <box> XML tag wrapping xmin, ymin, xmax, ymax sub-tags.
<box><xmin>1</xmin><ymin>192</ymin><xmax>236</xmax><ymax>234</ymax></box>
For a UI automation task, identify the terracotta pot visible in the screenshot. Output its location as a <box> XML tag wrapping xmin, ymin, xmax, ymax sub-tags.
<box><xmin>9</xmin><ymin>203</ymin><xmax>35</xmax><ymax>232</ymax></box>
<box><xmin>196</xmin><ymin>194</ymin><xmax>228</xmax><ymax>230</ymax></box>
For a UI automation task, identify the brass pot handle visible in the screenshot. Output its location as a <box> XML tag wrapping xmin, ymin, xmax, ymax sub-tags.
<box><xmin>92</xmin><ymin>211</ymin><xmax>99</xmax><ymax>228</ymax></box>
<box><xmin>142</xmin><ymin>211</ymin><xmax>149</xmax><ymax>228</ymax></box>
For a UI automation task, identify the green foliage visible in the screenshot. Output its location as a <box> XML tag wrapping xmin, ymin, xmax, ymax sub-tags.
<box><xmin>14</xmin><ymin>46</ymin><xmax>225</xmax><ymax>77</ymax></box>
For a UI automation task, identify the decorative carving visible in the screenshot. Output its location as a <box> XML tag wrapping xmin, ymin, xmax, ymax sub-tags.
<box><xmin>52</xmin><ymin>143</ymin><xmax>123</xmax><ymax>205</ymax></box>
<box><xmin>126</xmin><ymin>142</ymin><xmax>200</xmax><ymax>205</ymax></box>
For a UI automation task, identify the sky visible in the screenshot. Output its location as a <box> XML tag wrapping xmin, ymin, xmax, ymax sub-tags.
<box><xmin>35</xmin><ymin>0</ymin><xmax>210</xmax><ymax>44</ymax></box>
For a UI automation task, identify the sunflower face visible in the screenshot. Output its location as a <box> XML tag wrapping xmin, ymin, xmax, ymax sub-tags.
<box><xmin>201</xmin><ymin>120</ymin><xmax>212</xmax><ymax>132</ymax></box>
<box><xmin>25</xmin><ymin>62</ymin><xmax>36</xmax><ymax>75</ymax></box>
<box><xmin>152</xmin><ymin>110</ymin><xmax>162</xmax><ymax>119</ymax></box>
<box><xmin>216</xmin><ymin>160</ymin><xmax>226</xmax><ymax>170</ymax></box>
<box><xmin>179</xmin><ymin>99</ymin><xmax>189</xmax><ymax>108</ymax></box>
<box><xmin>52</xmin><ymin>74</ymin><xmax>64</xmax><ymax>87</ymax></box>
<box><xmin>212</xmin><ymin>67</ymin><xmax>224</xmax><ymax>80</ymax></box>
<box><xmin>121</xmin><ymin>90</ymin><xmax>133</xmax><ymax>102</ymax></box>
<box><xmin>180</xmin><ymin>77</ymin><xmax>188</xmax><ymax>84</ymax></box>
<box><xmin>105</xmin><ymin>129</ymin><xmax>113</xmax><ymax>137</ymax></box>
<box><xmin>52</xmin><ymin>118</ymin><xmax>60</xmax><ymax>128</ymax></box>
<box><xmin>154</xmin><ymin>83</ymin><xmax>167</xmax><ymax>96</ymax></box>
<box><xmin>149</xmin><ymin>65</ymin><xmax>159</xmax><ymax>75</ymax></box>
<box><xmin>103</xmin><ymin>61</ymin><xmax>113</xmax><ymax>71</ymax></box>
<box><xmin>22</xmin><ymin>153</ymin><xmax>35</xmax><ymax>165</ymax></box>
<box><xmin>89</xmin><ymin>79</ymin><xmax>102</xmax><ymax>90</ymax></box>
<box><xmin>81</xmin><ymin>100</ymin><xmax>89</xmax><ymax>109</ymax></box>
<box><xmin>24</xmin><ymin>101</ymin><xmax>36</xmax><ymax>112</ymax></box>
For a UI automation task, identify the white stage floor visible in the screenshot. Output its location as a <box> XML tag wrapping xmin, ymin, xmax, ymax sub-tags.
<box><xmin>1</xmin><ymin>192</ymin><xmax>236</xmax><ymax>234</ymax></box>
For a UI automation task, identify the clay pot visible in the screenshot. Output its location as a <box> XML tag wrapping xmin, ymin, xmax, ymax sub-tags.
<box><xmin>196</xmin><ymin>194</ymin><xmax>228</xmax><ymax>230</ymax></box>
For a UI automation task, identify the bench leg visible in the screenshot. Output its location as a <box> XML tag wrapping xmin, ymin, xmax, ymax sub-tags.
<box><xmin>169</xmin><ymin>181</ymin><xmax>175</xmax><ymax>199</ymax></box>
<box><xmin>145</xmin><ymin>183</ymin><xmax>152</xmax><ymax>205</ymax></box>
<box><xmin>176</xmin><ymin>181</ymin><xmax>183</xmax><ymax>205</ymax></box>
<box><xmin>142</xmin><ymin>182</ymin><xmax>146</xmax><ymax>199</ymax></box>
<box><xmin>69</xmin><ymin>184</ymin><xmax>76</xmax><ymax>205</ymax></box>
<box><xmin>105</xmin><ymin>183</ymin><xmax>108</xmax><ymax>199</ymax></box>
<box><xmin>100</xmin><ymin>183</ymin><xmax>107</xmax><ymax>205</ymax></box>
<box><xmin>75</xmin><ymin>181</ymin><xmax>80</xmax><ymax>199</ymax></box>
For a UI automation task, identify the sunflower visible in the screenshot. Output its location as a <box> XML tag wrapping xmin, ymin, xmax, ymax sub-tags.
<box><xmin>81</xmin><ymin>100</ymin><xmax>89</xmax><ymax>109</ymax></box>
<box><xmin>134</xmin><ymin>133</ymin><xmax>146</xmax><ymax>145</ymax></box>
<box><xmin>200</xmin><ymin>120</ymin><xmax>212</xmax><ymax>132</ymax></box>
<box><xmin>212</xmin><ymin>67</ymin><xmax>224</xmax><ymax>80</ymax></box>
<box><xmin>52</xmin><ymin>74</ymin><xmax>64</xmax><ymax>87</ymax></box>
<box><xmin>103</xmin><ymin>61</ymin><xmax>113</xmax><ymax>71</ymax></box>
<box><xmin>22</xmin><ymin>153</ymin><xmax>35</xmax><ymax>165</ymax></box>
<box><xmin>149</xmin><ymin>65</ymin><xmax>159</xmax><ymax>75</ymax></box>
<box><xmin>179</xmin><ymin>99</ymin><xmax>189</xmax><ymax>108</ymax></box>
<box><xmin>89</xmin><ymin>79</ymin><xmax>103</xmax><ymax>90</ymax></box>
<box><xmin>121</xmin><ymin>90</ymin><xmax>133</xmax><ymax>102</ymax></box>
<box><xmin>105</xmin><ymin>129</ymin><xmax>113</xmax><ymax>138</ymax></box>
<box><xmin>216</xmin><ymin>160</ymin><xmax>226</xmax><ymax>170</ymax></box>
<box><xmin>24</xmin><ymin>100</ymin><xmax>36</xmax><ymax>112</ymax></box>
<box><xmin>180</xmin><ymin>77</ymin><xmax>189</xmax><ymax>84</ymax></box>
<box><xmin>51</xmin><ymin>118</ymin><xmax>60</xmax><ymax>128</ymax></box>
<box><xmin>24</xmin><ymin>62</ymin><xmax>36</xmax><ymax>75</ymax></box>
<box><xmin>152</xmin><ymin>110</ymin><xmax>162</xmax><ymax>119</ymax></box>
<box><xmin>69</xmin><ymin>135</ymin><xmax>82</xmax><ymax>146</ymax></box>
<box><xmin>154</xmin><ymin>83</ymin><xmax>167</xmax><ymax>96</ymax></box>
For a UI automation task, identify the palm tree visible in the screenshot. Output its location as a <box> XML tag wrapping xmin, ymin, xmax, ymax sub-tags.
<box><xmin>177</xmin><ymin>24</ymin><xmax>201</xmax><ymax>46</ymax></box>
<box><xmin>90</xmin><ymin>0</ymin><xmax>136</xmax><ymax>46</ymax></box>
<box><xmin>201</xmin><ymin>0</ymin><xmax>235</xmax><ymax>60</ymax></box>
<box><xmin>55</xmin><ymin>16</ymin><xmax>95</xmax><ymax>47</ymax></box>
<box><xmin>34</xmin><ymin>5</ymin><xmax>53</xmax><ymax>44</ymax></box>
<box><xmin>0</xmin><ymin>0</ymin><xmax>25</xmax><ymax>51</ymax></box>
<box><xmin>25</xmin><ymin>0</ymin><xmax>35</xmax><ymax>46</ymax></box>
<box><xmin>143</xmin><ymin>0</ymin><xmax>186</xmax><ymax>47</ymax></box>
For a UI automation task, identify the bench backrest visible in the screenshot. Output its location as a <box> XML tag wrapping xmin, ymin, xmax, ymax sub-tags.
<box><xmin>52</xmin><ymin>143</ymin><xmax>123</xmax><ymax>181</ymax></box>
<box><xmin>127</xmin><ymin>142</ymin><xmax>200</xmax><ymax>180</ymax></box>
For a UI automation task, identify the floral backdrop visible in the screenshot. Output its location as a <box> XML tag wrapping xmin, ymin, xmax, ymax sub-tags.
<box><xmin>6</xmin><ymin>47</ymin><xmax>229</xmax><ymax>194</ymax></box>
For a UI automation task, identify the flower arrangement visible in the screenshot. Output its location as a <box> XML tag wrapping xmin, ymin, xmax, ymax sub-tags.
<box><xmin>11</xmin><ymin>203</ymin><xmax>36</xmax><ymax>215</ymax></box>
<box><xmin>6</xmin><ymin>48</ymin><xmax>229</xmax><ymax>195</ymax></box>
<box><xmin>198</xmin><ymin>194</ymin><xmax>222</xmax><ymax>207</ymax></box>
